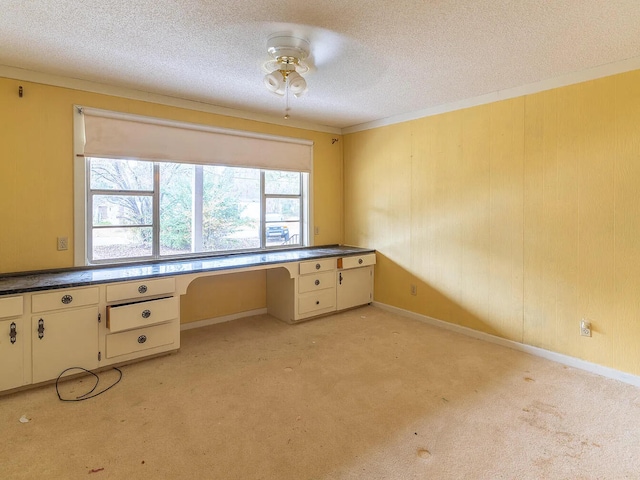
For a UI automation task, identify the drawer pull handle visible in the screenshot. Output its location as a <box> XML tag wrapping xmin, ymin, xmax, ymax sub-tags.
<box><xmin>138</xmin><ymin>335</ymin><xmax>147</xmax><ymax>344</ymax></box>
<box><xmin>38</xmin><ymin>318</ymin><xmax>45</xmax><ymax>339</ymax></box>
<box><xmin>315</xmin><ymin>263</ymin><xmax>321</xmax><ymax>270</ymax></box>
<box><xmin>316</xmin><ymin>300</ymin><xmax>320</xmax><ymax>305</ymax></box>
<box><xmin>61</xmin><ymin>294</ymin><xmax>73</xmax><ymax>304</ymax></box>
<box><xmin>141</xmin><ymin>309</ymin><xmax>151</xmax><ymax>319</ymax></box>
<box><xmin>10</xmin><ymin>322</ymin><xmax>17</xmax><ymax>344</ymax></box>
<box><xmin>358</xmin><ymin>258</ymin><xmax>363</xmax><ymax>264</ymax></box>
<box><xmin>138</xmin><ymin>285</ymin><xmax>148</xmax><ymax>294</ymax></box>
<box><xmin>315</xmin><ymin>279</ymin><xmax>320</xmax><ymax>286</ymax></box>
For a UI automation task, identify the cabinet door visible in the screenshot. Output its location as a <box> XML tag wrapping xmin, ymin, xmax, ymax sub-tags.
<box><xmin>32</xmin><ymin>307</ymin><xmax>99</xmax><ymax>384</ymax></box>
<box><xmin>0</xmin><ymin>318</ymin><xmax>25</xmax><ymax>391</ymax></box>
<box><xmin>336</xmin><ymin>267</ymin><xmax>374</xmax><ymax>311</ymax></box>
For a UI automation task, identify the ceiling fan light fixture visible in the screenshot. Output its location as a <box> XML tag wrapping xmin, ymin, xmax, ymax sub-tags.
<box><xmin>274</xmin><ymin>83</ymin><xmax>287</xmax><ymax>96</ymax></box>
<box><xmin>287</xmin><ymin>71</ymin><xmax>307</xmax><ymax>96</ymax></box>
<box><xmin>264</xmin><ymin>70</ymin><xmax>285</xmax><ymax>93</ymax></box>
<box><xmin>293</xmin><ymin>88</ymin><xmax>308</xmax><ymax>99</ymax></box>
<box><xmin>263</xmin><ymin>33</ymin><xmax>312</xmax><ymax>118</ymax></box>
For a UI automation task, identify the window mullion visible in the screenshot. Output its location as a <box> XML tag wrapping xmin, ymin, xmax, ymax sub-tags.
<box><xmin>152</xmin><ymin>163</ymin><xmax>160</xmax><ymax>259</ymax></box>
<box><xmin>299</xmin><ymin>173</ymin><xmax>304</xmax><ymax>245</ymax></box>
<box><xmin>193</xmin><ymin>165</ymin><xmax>203</xmax><ymax>253</ymax></box>
<box><xmin>86</xmin><ymin>160</ymin><xmax>94</xmax><ymax>263</ymax></box>
<box><xmin>93</xmin><ymin>224</ymin><xmax>154</xmax><ymax>229</ymax></box>
<box><xmin>260</xmin><ymin>171</ymin><xmax>266</xmax><ymax>248</ymax></box>
<box><xmin>89</xmin><ymin>189</ymin><xmax>154</xmax><ymax>196</ymax></box>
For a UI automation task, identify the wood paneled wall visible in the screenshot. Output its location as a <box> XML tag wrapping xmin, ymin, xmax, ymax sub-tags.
<box><xmin>344</xmin><ymin>70</ymin><xmax>640</xmax><ymax>375</ymax></box>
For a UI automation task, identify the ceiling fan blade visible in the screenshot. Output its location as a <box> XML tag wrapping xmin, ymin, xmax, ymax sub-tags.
<box><xmin>307</xmin><ymin>29</ymin><xmax>348</xmax><ymax>68</ymax></box>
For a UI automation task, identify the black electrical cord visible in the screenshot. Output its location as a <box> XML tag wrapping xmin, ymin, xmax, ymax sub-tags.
<box><xmin>55</xmin><ymin>367</ymin><xmax>123</xmax><ymax>402</ymax></box>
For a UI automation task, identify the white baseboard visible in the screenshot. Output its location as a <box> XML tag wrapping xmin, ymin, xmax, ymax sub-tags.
<box><xmin>180</xmin><ymin>308</ymin><xmax>268</xmax><ymax>331</ymax></box>
<box><xmin>373</xmin><ymin>301</ymin><xmax>640</xmax><ymax>388</ymax></box>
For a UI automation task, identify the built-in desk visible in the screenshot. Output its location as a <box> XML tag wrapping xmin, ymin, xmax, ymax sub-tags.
<box><xmin>0</xmin><ymin>245</ymin><xmax>375</xmax><ymax>393</ymax></box>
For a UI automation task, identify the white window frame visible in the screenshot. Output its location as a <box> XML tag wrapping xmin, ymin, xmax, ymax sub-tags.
<box><xmin>74</xmin><ymin>107</ymin><xmax>314</xmax><ymax>266</ymax></box>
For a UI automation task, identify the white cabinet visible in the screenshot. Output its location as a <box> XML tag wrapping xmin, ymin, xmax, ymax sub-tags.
<box><xmin>30</xmin><ymin>287</ymin><xmax>100</xmax><ymax>383</ymax></box>
<box><xmin>0</xmin><ymin>296</ymin><xmax>25</xmax><ymax>391</ymax></box>
<box><xmin>103</xmin><ymin>297</ymin><xmax>179</xmax><ymax>364</ymax></box>
<box><xmin>296</xmin><ymin>259</ymin><xmax>337</xmax><ymax>319</ymax></box>
<box><xmin>0</xmin><ymin>279</ymin><xmax>181</xmax><ymax>393</ymax></box>
<box><xmin>102</xmin><ymin>279</ymin><xmax>180</xmax><ymax>365</ymax></box>
<box><xmin>336</xmin><ymin>253</ymin><xmax>376</xmax><ymax>311</ymax></box>
<box><xmin>267</xmin><ymin>253</ymin><xmax>376</xmax><ymax>324</ymax></box>
<box><xmin>31</xmin><ymin>306</ymin><xmax>100</xmax><ymax>383</ymax></box>
<box><xmin>267</xmin><ymin>259</ymin><xmax>337</xmax><ymax>324</ymax></box>
<box><xmin>0</xmin><ymin>248</ymin><xmax>375</xmax><ymax>393</ymax></box>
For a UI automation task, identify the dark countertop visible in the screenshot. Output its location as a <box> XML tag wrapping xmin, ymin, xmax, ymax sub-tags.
<box><xmin>0</xmin><ymin>245</ymin><xmax>375</xmax><ymax>296</ymax></box>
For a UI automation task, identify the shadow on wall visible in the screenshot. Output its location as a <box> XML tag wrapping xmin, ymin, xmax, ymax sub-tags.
<box><xmin>372</xmin><ymin>253</ymin><xmax>521</xmax><ymax>341</ymax></box>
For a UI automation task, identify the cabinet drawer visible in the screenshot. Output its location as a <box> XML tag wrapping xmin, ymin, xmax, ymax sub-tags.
<box><xmin>32</xmin><ymin>287</ymin><xmax>99</xmax><ymax>313</ymax></box>
<box><xmin>105</xmin><ymin>321</ymin><xmax>177</xmax><ymax>359</ymax></box>
<box><xmin>0</xmin><ymin>296</ymin><xmax>23</xmax><ymax>318</ymax></box>
<box><xmin>106</xmin><ymin>296</ymin><xmax>178</xmax><ymax>333</ymax></box>
<box><xmin>338</xmin><ymin>253</ymin><xmax>376</xmax><ymax>270</ymax></box>
<box><xmin>298</xmin><ymin>288</ymin><xmax>336</xmax><ymax>315</ymax></box>
<box><xmin>106</xmin><ymin>277</ymin><xmax>175</xmax><ymax>302</ymax></box>
<box><xmin>298</xmin><ymin>271</ymin><xmax>335</xmax><ymax>294</ymax></box>
<box><xmin>299</xmin><ymin>258</ymin><xmax>336</xmax><ymax>275</ymax></box>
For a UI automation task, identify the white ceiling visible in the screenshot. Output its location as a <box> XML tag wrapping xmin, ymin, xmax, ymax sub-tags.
<box><xmin>1</xmin><ymin>1</ymin><xmax>640</xmax><ymax>133</ymax></box>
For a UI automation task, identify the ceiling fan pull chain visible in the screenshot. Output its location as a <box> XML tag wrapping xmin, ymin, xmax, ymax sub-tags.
<box><xmin>284</xmin><ymin>74</ymin><xmax>291</xmax><ymax>119</ymax></box>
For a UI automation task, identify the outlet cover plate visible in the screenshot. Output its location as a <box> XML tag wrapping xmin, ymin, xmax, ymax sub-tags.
<box><xmin>580</xmin><ymin>320</ymin><xmax>591</xmax><ymax>337</ymax></box>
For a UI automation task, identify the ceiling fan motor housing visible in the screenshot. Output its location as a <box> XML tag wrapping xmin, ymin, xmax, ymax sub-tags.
<box><xmin>266</xmin><ymin>34</ymin><xmax>310</xmax><ymax>62</ymax></box>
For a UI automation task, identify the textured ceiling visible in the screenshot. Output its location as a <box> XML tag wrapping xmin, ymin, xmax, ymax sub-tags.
<box><xmin>1</xmin><ymin>1</ymin><xmax>640</xmax><ymax>131</ymax></box>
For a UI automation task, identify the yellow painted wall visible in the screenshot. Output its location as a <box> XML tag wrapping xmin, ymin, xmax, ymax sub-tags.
<box><xmin>180</xmin><ymin>271</ymin><xmax>267</xmax><ymax>323</ymax></box>
<box><xmin>344</xmin><ymin>69</ymin><xmax>640</xmax><ymax>375</ymax></box>
<box><xmin>0</xmin><ymin>77</ymin><xmax>343</xmax><ymax>323</ymax></box>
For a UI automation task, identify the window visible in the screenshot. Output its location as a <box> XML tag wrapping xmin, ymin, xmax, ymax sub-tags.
<box><xmin>74</xmin><ymin>107</ymin><xmax>313</xmax><ymax>266</ymax></box>
<box><xmin>87</xmin><ymin>158</ymin><xmax>307</xmax><ymax>263</ymax></box>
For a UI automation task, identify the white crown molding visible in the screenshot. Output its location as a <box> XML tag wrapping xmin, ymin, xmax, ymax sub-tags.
<box><xmin>343</xmin><ymin>56</ymin><xmax>640</xmax><ymax>134</ymax></box>
<box><xmin>373</xmin><ymin>302</ymin><xmax>640</xmax><ymax>388</ymax></box>
<box><xmin>0</xmin><ymin>65</ymin><xmax>342</xmax><ymax>135</ymax></box>
<box><xmin>4</xmin><ymin>57</ymin><xmax>639</xmax><ymax>137</ymax></box>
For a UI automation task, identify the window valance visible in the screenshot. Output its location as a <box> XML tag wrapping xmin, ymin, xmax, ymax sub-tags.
<box><xmin>79</xmin><ymin>107</ymin><xmax>313</xmax><ymax>172</ymax></box>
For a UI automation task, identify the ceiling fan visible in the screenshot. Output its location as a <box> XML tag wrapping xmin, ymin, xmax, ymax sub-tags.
<box><xmin>262</xmin><ymin>33</ymin><xmax>311</xmax><ymax>119</ymax></box>
<box><xmin>258</xmin><ymin>25</ymin><xmax>366</xmax><ymax>120</ymax></box>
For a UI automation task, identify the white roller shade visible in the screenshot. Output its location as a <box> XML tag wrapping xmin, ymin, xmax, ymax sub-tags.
<box><xmin>80</xmin><ymin>107</ymin><xmax>313</xmax><ymax>172</ymax></box>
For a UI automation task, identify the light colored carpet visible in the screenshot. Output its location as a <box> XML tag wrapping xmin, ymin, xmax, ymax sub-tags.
<box><xmin>1</xmin><ymin>305</ymin><xmax>639</xmax><ymax>479</ymax></box>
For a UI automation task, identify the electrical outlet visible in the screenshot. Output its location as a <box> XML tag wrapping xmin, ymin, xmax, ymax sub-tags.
<box><xmin>580</xmin><ymin>319</ymin><xmax>591</xmax><ymax>337</ymax></box>
<box><xmin>410</xmin><ymin>284</ymin><xmax>417</xmax><ymax>296</ymax></box>
<box><xmin>57</xmin><ymin>236</ymin><xmax>68</xmax><ymax>251</ymax></box>
<box><xmin>314</xmin><ymin>226</ymin><xmax>319</xmax><ymax>235</ymax></box>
